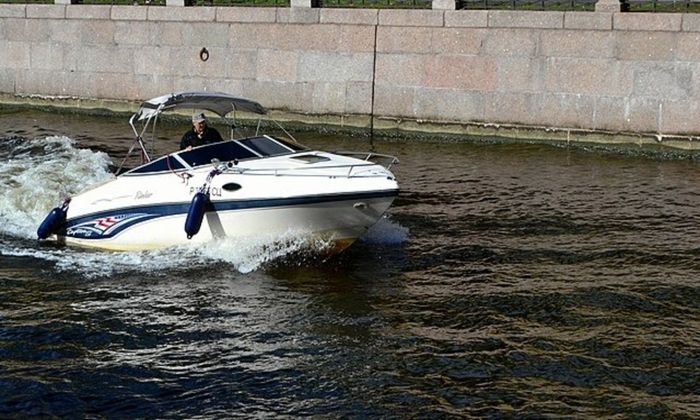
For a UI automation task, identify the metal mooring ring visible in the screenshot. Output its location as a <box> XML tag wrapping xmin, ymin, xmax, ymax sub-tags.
<box><xmin>199</xmin><ymin>47</ymin><xmax>209</xmax><ymax>62</ymax></box>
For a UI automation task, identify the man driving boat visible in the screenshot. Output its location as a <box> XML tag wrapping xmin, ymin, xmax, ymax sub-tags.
<box><xmin>180</xmin><ymin>112</ymin><xmax>223</xmax><ymax>151</ymax></box>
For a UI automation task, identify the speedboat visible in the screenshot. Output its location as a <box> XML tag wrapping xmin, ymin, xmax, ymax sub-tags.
<box><xmin>37</xmin><ymin>91</ymin><xmax>399</xmax><ymax>252</ymax></box>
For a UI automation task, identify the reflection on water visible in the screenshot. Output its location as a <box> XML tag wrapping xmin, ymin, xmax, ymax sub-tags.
<box><xmin>0</xmin><ymin>109</ymin><xmax>699</xmax><ymax>417</ymax></box>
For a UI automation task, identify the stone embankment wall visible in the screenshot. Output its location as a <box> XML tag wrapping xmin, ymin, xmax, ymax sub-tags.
<box><xmin>1</xmin><ymin>4</ymin><xmax>700</xmax><ymax>148</ymax></box>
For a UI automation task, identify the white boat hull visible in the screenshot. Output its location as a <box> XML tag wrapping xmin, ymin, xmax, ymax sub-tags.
<box><xmin>57</xmin><ymin>193</ymin><xmax>396</xmax><ymax>252</ymax></box>
<box><xmin>46</xmin><ymin>148</ymin><xmax>399</xmax><ymax>252</ymax></box>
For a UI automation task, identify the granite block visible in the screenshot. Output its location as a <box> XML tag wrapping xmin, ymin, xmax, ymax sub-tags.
<box><xmin>114</xmin><ymin>21</ymin><xmax>151</xmax><ymax>45</ymax></box>
<box><xmin>424</xmin><ymin>54</ymin><xmax>497</xmax><ymax>90</ymax></box>
<box><xmin>256</xmin><ymin>49</ymin><xmax>298</xmax><ymax>82</ymax></box>
<box><xmin>495</xmin><ymin>56</ymin><xmax>544</xmax><ymax>93</ymax></box>
<box><xmin>111</xmin><ymin>5</ymin><xmax>147</xmax><ymax>21</ymax></box>
<box><xmin>26</xmin><ymin>5</ymin><xmax>65</xmax><ymax>19</ymax></box>
<box><xmin>540</xmin><ymin>30</ymin><xmax>614</xmax><ymax>58</ymax></box>
<box><xmin>333</xmin><ymin>25</ymin><xmax>376</xmax><ymax>53</ymax></box>
<box><xmin>0</xmin><ymin>5</ymin><xmax>25</xmax><ymax>18</ymax></box>
<box><xmin>376</xmin><ymin>26</ymin><xmax>433</xmax><ymax>54</ymax></box>
<box><xmin>216</xmin><ymin>7</ymin><xmax>276</xmax><ymax>23</ymax></box>
<box><xmin>681</xmin><ymin>13</ymin><xmax>700</xmax><ymax>33</ymax></box>
<box><xmin>623</xmin><ymin>97</ymin><xmax>661</xmax><ymax>132</ymax></box>
<box><xmin>481</xmin><ymin>28</ymin><xmax>538</xmax><ymax>57</ymax></box>
<box><xmin>131</xmin><ymin>74</ymin><xmax>174</xmax><ymax>101</ymax></box>
<box><xmin>64</xmin><ymin>44</ymin><xmax>134</xmax><ymax>74</ymax></box>
<box><xmin>488</xmin><ymin>10</ymin><xmax>563</xmax><ymax>29</ymax></box>
<box><xmin>431</xmin><ymin>27</ymin><xmax>486</xmax><ymax>55</ymax></box>
<box><xmin>17</xmin><ymin>69</ymin><xmax>96</xmax><ymax>98</ymax></box>
<box><xmin>298</xmin><ymin>52</ymin><xmax>373</xmax><ymax>83</ymax></box>
<box><xmin>660</xmin><ymin>99</ymin><xmax>700</xmax><ymax>133</ymax></box>
<box><xmin>94</xmin><ymin>72</ymin><xmax>139</xmax><ymax>100</ymax></box>
<box><xmin>151</xmin><ymin>22</ymin><xmax>185</xmax><ymax>46</ymax></box>
<box><xmin>373</xmin><ymin>84</ymin><xmax>416</xmax><ymax>117</ymax></box>
<box><xmin>148</xmin><ymin>6</ymin><xmax>215</xmax><ymax>22</ymax></box>
<box><xmin>0</xmin><ymin>68</ymin><xmax>16</xmax><ymax>93</ymax></box>
<box><xmin>444</xmin><ymin>10</ymin><xmax>488</xmax><ymax>28</ymax></box>
<box><xmin>632</xmin><ymin>62</ymin><xmax>693</xmax><ymax>101</ymax></box>
<box><xmin>564</xmin><ymin>11</ymin><xmax>612</xmax><ymax>31</ymax></box>
<box><xmin>78</xmin><ymin>20</ymin><xmax>116</xmax><ymax>45</ymax></box>
<box><xmin>484</xmin><ymin>92</ymin><xmax>537</xmax><ymax>125</ymax></box>
<box><xmin>0</xmin><ymin>41</ymin><xmax>30</xmax><ymax>70</ymax></box>
<box><xmin>3</xmin><ymin>18</ymin><xmax>51</xmax><ymax>43</ymax></box>
<box><xmin>378</xmin><ymin>9</ymin><xmax>443</xmax><ymax>27</ymax></box>
<box><xmin>66</xmin><ymin>5</ymin><xmax>111</xmax><ymax>20</ymax></box>
<box><xmin>375</xmin><ymin>53</ymin><xmax>425</xmax><ymax>87</ymax></box>
<box><xmin>614</xmin><ymin>12</ymin><xmax>681</xmax><ymax>32</ymax></box>
<box><xmin>134</xmin><ymin>45</ymin><xmax>171</xmax><ymax>75</ymax></box>
<box><xmin>240</xmin><ymin>79</ymin><xmax>311</xmax><ymax>111</ymax></box>
<box><xmin>182</xmin><ymin>22</ymin><xmax>230</xmax><ymax>47</ymax></box>
<box><xmin>414</xmin><ymin>87</ymin><xmax>484</xmax><ymax>121</ymax></box>
<box><xmin>223</xmin><ymin>51</ymin><xmax>258</xmax><ymax>80</ymax></box>
<box><xmin>676</xmin><ymin>33</ymin><xmax>700</xmax><ymax>61</ymax></box>
<box><xmin>544</xmin><ymin>57</ymin><xmax>632</xmax><ymax>96</ymax></box>
<box><xmin>592</xmin><ymin>95</ymin><xmax>624</xmax><ymax>131</ymax></box>
<box><xmin>311</xmin><ymin>82</ymin><xmax>346</xmax><ymax>114</ymax></box>
<box><xmin>320</xmin><ymin>8</ymin><xmax>377</xmax><ymax>26</ymax></box>
<box><xmin>30</xmin><ymin>43</ymin><xmax>64</xmax><ymax>71</ymax></box>
<box><xmin>614</xmin><ymin>31</ymin><xmax>677</xmax><ymax>61</ymax></box>
<box><xmin>229</xmin><ymin>23</ymin><xmax>356</xmax><ymax>52</ymax></box>
<box><xmin>229</xmin><ymin>23</ymin><xmax>271</xmax><ymax>50</ymax></box>
<box><xmin>345</xmin><ymin>81</ymin><xmax>372</xmax><ymax>114</ymax></box>
<box><xmin>536</xmin><ymin>92</ymin><xmax>595</xmax><ymax>128</ymax></box>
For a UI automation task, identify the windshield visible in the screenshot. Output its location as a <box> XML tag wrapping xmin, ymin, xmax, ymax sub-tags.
<box><xmin>124</xmin><ymin>136</ymin><xmax>306</xmax><ymax>175</ymax></box>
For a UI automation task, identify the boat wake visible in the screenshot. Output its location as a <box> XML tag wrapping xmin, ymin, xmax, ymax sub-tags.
<box><xmin>0</xmin><ymin>136</ymin><xmax>408</xmax><ymax>277</ymax></box>
<box><xmin>0</xmin><ymin>135</ymin><xmax>113</xmax><ymax>238</ymax></box>
<box><xmin>0</xmin><ymin>232</ymin><xmax>334</xmax><ymax>278</ymax></box>
<box><xmin>360</xmin><ymin>215</ymin><xmax>409</xmax><ymax>245</ymax></box>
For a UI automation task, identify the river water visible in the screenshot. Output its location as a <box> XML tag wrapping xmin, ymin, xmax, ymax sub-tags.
<box><xmin>0</xmin><ymin>108</ymin><xmax>698</xmax><ymax>417</ymax></box>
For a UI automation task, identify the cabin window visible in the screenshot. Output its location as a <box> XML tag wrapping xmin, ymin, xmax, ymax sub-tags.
<box><xmin>238</xmin><ymin>136</ymin><xmax>296</xmax><ymax>157</ymax></box>
<box><xmin>273</xmin><ymin>137</ymin><xmax>306</xmax><ymax>152</ymax></box>
<box><xmin>179</xmin><ymin>141</ymin><xmax>258</xmax><ymax>167</ymax></box>
<box><xmin>292</xmin><ymin>154</ymin><xmax>330</xmax><ymax>164</ymax></box>
<box><xmin>128</xmin><ymin>155</ymin><xmax>184</xmax><ymax>174</ymax></box>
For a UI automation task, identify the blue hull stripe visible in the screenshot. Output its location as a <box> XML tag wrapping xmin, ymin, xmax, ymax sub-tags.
<box><xmin>60</xmin><ymin>189</ymin><xmax>398</xmax><ymax>240</ymax></box>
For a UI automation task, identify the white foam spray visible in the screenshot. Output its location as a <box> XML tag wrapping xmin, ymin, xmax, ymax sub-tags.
<box><xmin>359</xmin><ymin>215</ymin><xmax>409</xmax><ymax>245</ymax></box>
<box><xmin>0</xmin><ymin>136</ymin><xmax>113</xmax><ymax>238</ymax></box>
<box><xmin>1</xmin><ymin>232</ymin><xmax>333</xmax><ymax>278</ymax></box>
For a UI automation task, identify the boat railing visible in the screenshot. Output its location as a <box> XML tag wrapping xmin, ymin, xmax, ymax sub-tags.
<box><xmin>223</xmin><ymin>161</ymin><xmax>394</xmax><ymax>179</ymax></box>
<box><xmin>332</xmin><ymin>151</ymin><xmax>399</xmax><ymax>170</ymax></box>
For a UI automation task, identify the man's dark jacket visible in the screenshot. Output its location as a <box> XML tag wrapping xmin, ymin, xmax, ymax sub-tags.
<box><xmin>180</xmin><ymin>127</ymin><xmax>223</xmax><ymax>150</ymax></box>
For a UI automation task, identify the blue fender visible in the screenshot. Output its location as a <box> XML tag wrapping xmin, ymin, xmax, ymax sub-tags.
<box><xmin>37</xmin><ymin>206</ymin><xmax>67</xmax><ymax>240</ymax></box>
<box><xmin>185</xmin><ymin>192</ymin><xmax>209</xmax><ymax>239</ymax></box>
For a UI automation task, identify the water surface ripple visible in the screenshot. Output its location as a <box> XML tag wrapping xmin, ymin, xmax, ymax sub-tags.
<box><xmin>0</xmin><ymin>109</ymin><xmax>698</xmax><ymax>417</ymax></box>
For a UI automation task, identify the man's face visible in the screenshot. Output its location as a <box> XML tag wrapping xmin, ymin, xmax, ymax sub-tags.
<box><xmin>193</xmin><ymin>120</ymin><xmax>206</xmax><ymax>135</ymax></box>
